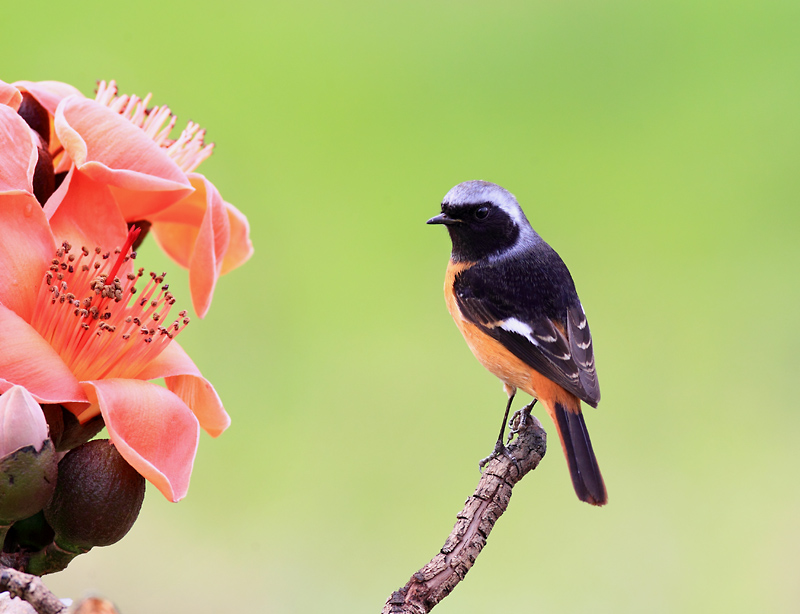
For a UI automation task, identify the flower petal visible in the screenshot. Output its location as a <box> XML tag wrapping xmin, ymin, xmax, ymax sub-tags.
<box><xmin>13</xmin><ymin>81</ymin><xmax>85</xmax><ymax>170</ymax></box>
<box><xmin>150</xmin><ymin>174</ymin><xmax>230</xmax><ymax>318</ymax></box>
<box><xmin>84</xmin><ymin>379</ymin><xmax>199</xmax><ymax>502</ymax></box>
<box><xmin>134</xmin><ymin>343</ymin><xmax>230</xmax><ymax>437</ymax></box>
<box><xmin>0</xmin><ymin>105</ymin><xmax>37</xmax><ymax>195</ymax></box>
<box><xmin>13</xmin><ymin>81</ymin><xmax>84</xmax><ymax>117</ymax></box>
<box><xmin>221</xmin><ymin>201</ymin><xmax>254</xmax><ymax>275</ymax></box>
<box><xmin>0</xmin><ymin>80</ymin><xmax>22</xmax><ymax>111</ymax></box>
<box><xmin>0</xmin><ymin>305</ymin><xmax>87</xmax><ymax>405</ymax></box>
<box><xmin>55</xmin><ymin>97</ymin><xmax>193</xmax><ymax>220</ymax></box>
<box><xmin>0</xmin><ymin>385</ymin><xmax>49</xmax><ymax>456</ymax></box>
<box><xmin>188</xmin><ymin>178</ymin><xmax>229</xmax><ymax>318</ymax></box>
<box><xmin>0</xmin><ymin>192</ymin><xmax>57</xmax><ymax>321</ymax></box>
<box><xmin>149</xmin><ymin>219</ymin><xmax>195</xmax><ymax>268</ymax></box>
<box><xmin>43</xmin><ymin>167</ymin><xmax>128</xmax><ymax>251</ymax></box>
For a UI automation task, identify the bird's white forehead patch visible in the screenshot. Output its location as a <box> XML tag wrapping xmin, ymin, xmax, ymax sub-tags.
<box><xmin>442</xmin><ymin>180</ymin><xmax>529</xmax><ymax>229</ymax></box>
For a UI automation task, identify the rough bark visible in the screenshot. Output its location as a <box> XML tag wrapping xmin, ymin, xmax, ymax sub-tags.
<box><xmin>0</xmin><ymin>567</ymin><xmax>65</xmax><ymax>614</ymax></box>
<box><xmin>382</xmin><ymin>415</ymin><xmax>547</xmax><ymax>613</ymax></box>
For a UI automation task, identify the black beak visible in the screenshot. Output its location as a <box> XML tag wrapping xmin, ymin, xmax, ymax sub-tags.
<box><xmin>426</xmin><ymin>213</ymin><xmax>459</xmax><ymax>226</ymax></box>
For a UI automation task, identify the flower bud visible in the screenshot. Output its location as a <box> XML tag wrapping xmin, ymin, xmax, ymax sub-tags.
<box><xmin>0</xmin><ymin>386</ymin><xmax>57</xmax><ymax>525</ymax></box>
<box><xmin>0</xmin><ymin>386</ymin><xmax>49</xmax><ymax>458</ymax></box>
<box><xmin>44</xmin><ymin>439</ymin><xmax>145</xmax><ymax>552</ymax></box>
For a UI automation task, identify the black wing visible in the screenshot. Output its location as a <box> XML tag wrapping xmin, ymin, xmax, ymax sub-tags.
<box><xmin>454</xmin><ymin>250</ymin><xmax>600</xmax><ymax>407</ymax></box>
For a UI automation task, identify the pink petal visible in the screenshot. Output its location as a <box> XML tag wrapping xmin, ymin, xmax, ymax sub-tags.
<box><xmin>0</xmin><ymin>105</ymin><xmax>37</xmax><ymax>195</ymax></box>
<box><xmin>12</xmin><ymin>81</ymin><xmax>84</xmax><ymax>117</ymax></box>
<box><xmin>13</xmin><ymin>81</ymin><xmax>85</xmax><ymax>170</ymax></box>
<box><xmin>148</xmin><ymin>176</ymin><xmax>207</xmax><ymax>268</ymax></box>
<box><xmin>0</xmin><ymin>305</ymin><xmax>88</xmax><ymax>405</ymax></box>
<box><xmin>134</xmin><ymin>343</ymin><xmax>230</xmax><ymax>437</ymax></box>
<box><xmin>221</xmin><ymin>201</ymin><xmax>254</xmax><ymax>275</ymax></box>
<box><xmin>43</xmin><ymin>167</ymin><xmax>128</xmax><ymax>251</ymax></box>
<box><xmin>55</xmin><ymin>97</ymin><xmax>193</xmax><ymax>220</ymax></box>
<box><xmin>149</xmin><ymin>220</ymin><xmax>195</xmax><ymax>268</ymax></box>
<box><xmin>84</xmin><ymin>379</ymin><xmax>199</xmax><ymax>502</ymax></box>
<box><xmin>188</xmin><ymin>177</ymin><xmax>229</xmax><ymax>318</ymax></box>
<box><xmin>0</xmin><ymin>385</ymin><xmax>49</xmax><ymax>456</ymax></box>
<box><xmin>150</xmin><ymin>174</ymin><xmax>230</xmax><ymax>318</ymax></box>
<box><xmin>0</xmin><ymin>193</ymin><xmax>57</xmax><ymax>321</ymax></box>
<box><xmin>0</xmin><ymin>80</ymin><xmax>22</xmax><ymax>111</ymax></box>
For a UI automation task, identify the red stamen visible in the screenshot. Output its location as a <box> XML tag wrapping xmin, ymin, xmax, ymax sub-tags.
<box><xmin>105</xmin><ymin>226</ymin><xmax>141</xmax><ymax>285</ymax></box>
<box><xmin>29</xmin><ymin>234</ymin><xmax>189</xmax><ymax>384</ymax></box>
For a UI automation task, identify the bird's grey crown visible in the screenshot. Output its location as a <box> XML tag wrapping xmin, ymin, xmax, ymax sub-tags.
<box><xmin>442</xmin><ymin>180</ymin><xmax>539</xmax><ymax>258</ymax></box>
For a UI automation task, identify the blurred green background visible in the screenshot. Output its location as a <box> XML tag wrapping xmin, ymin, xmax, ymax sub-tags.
<box><xmin>4</xmin><ymin>0</ymin><xmax>799</xmax><ymax>612</ymax></box>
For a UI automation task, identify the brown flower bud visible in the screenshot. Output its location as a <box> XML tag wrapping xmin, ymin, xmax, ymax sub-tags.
<box><xmin>44</xmin><ymin>440</ymin><xmax>145</xmax><ymax>551</ymax></box>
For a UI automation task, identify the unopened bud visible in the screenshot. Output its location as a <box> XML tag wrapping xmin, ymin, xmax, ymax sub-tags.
<box><xmin>0</xmin><ymin>387</ymin><xmax>57</xmax><ymax>525</ymax></box>
<box><xmin>44</xmin><ymin>439</ymin><xmax>145</xmax><ymax>551</ymax></box>
<box><xmin>0</xmin><ymin>386</ymin><xmax>49</xmax><ymax>458</ymax></box>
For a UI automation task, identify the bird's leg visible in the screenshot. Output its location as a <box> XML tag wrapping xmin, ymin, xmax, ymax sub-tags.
<box><xmin>478</xmin><ymin>390</ymin><xmax>520</xmax><ymax>473</ymax></box>
<box><xmin>507</xmin><ymin>399</ymin><xmax>538</xmax><ymax>444</ymax></box>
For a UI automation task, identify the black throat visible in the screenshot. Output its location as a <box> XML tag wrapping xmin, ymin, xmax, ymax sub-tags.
<box><xmin>447</xmin><ymin>219</ymin><xmax>520</xmax><ymax>262</ymax></box>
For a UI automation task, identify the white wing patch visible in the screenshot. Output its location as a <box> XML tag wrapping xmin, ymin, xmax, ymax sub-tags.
<box><xmin>500</xmin><ymin>318</ymin><xmax>564</xmax><ymax>349</ymax></box>
<box><xmin>499</xmin><ymin>318</ymin><xmax>541</xmax><ymax>346</ymax></box>
<box><xmin>500</xmin><ymin>317</ymin><xmax>573</xmax><ymax>362</ymax></box>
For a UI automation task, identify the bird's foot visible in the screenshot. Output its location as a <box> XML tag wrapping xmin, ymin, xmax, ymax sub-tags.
<box><xmin>506</xmin><ymin>399</ymin><xmax>539</xmax><ymax>444</ymax></box>
<box><xmin>478</xmin><ymin>439</ymin><xmax>520</xmax><ymax>474</ymax></box>
<box><xmin>506</xmin><ymin>408</ymin><xmax>528</xmax><ymax>442</ymax></box>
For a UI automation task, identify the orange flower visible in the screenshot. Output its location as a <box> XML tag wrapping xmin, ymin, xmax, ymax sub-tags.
<box><xmin>3</xmin><ymin>78</ymin><xmax>253</xmax><ymax>318</ymax></box>
<box><xmin>0</xmin><ymin>112</ymin><xmax>229</xmax><ymax>501</ymax></box>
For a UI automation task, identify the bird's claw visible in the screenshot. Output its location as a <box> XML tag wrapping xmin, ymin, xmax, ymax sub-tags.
<box><xmin>478</xmin><ymin>439</ymin><xmax>521</xmax><ymax>474</ymax></box>
<box><xmin>506</xmin><ymin>400</ymin><xmax>538</xmax><ymax>444</ymax></box>
<box><xmin>506</xmin><ymin>409</ymin><xmax>527</xmax><ymax>443</ymax></box>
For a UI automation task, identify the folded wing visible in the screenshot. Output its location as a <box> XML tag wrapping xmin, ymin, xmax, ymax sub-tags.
<box><xmin>455</xmin><ymin>280</ymin><xmax>600</xmax><ymax>407</ymax></box>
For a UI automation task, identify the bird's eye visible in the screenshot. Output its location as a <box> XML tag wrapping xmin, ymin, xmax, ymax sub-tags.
<box><xmin>474</xmin><ymin>206</ymin><xmax>489</xmax><ymax>220</ymax></box>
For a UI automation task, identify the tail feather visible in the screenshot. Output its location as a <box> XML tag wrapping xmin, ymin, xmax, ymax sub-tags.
<box><xmin>553</xmin><ymin>401</ymin><xmax>607</xmax><ymax>506</ymax></box>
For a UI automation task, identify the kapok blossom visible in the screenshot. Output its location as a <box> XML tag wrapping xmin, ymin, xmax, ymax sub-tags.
<box><xmin>2</xmin><ymin>78</ymin><xmax>253</xmax><ymax>318</ymax></box>
<box><xmin>0</xmin><ymin>148</ymin><xmax>228</xmax><ymax>501</ymax></box>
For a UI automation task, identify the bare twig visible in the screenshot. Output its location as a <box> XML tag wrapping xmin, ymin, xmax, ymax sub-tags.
<box><xmin>0</xmin><ymin>566</ymin><xmax>66</xmax><ymax>614</ymax></box>
<box><xmin>382</xmin><ymin>415</ymin><xmax>547</xmax><ymax>613</ymax></box>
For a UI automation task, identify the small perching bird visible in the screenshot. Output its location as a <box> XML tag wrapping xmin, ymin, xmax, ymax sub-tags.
<box><xmin>428</xmin><ymin>180</ymin><xmax>607</xmax><ymax>506</ymax></box>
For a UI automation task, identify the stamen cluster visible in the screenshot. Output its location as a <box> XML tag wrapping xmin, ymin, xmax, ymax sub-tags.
<box><xmin>29</xmin><ymin>240</ymin><xmax>190</xmax><ymax>382</ymax></box>
<box><xmin>94</xmin><ymin>79</ymin><xmax>214</xmax><ymax>173</ymax></box>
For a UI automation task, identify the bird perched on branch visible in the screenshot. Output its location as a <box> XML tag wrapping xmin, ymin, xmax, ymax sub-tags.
<box><xmin>428</xmin><ymin>180</ymin><xmax>607</xmax><ymax>506</ymax></box>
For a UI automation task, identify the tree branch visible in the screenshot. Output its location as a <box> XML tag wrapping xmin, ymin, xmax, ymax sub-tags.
<box><xmin>0</xmin><ymin>566</ymin><xmax>66</xmax><ymax>614</ymax></box>
<box><xmin>382</xmin><ymin>414</ymin><xmax>547</xmax><ymax>613</ymax></box>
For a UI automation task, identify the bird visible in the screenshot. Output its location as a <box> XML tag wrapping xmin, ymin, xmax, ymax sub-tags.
<box><xmin>427</xmin><ymin>180</ymin><xmax>607</xmax><ymax>506</ymax></box>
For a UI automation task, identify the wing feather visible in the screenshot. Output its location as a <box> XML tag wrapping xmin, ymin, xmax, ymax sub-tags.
<box><xmin>454</xmin><ymin>275</ymin><xmax>600</xmax><ymax>407</ymax></box>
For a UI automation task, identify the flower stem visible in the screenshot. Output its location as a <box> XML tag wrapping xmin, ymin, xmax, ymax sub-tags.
<box><xmin>24</xmin><ymin>541</ymin><xmax>88</xmax><ymax>576</ymax></box>
<box><xmin>0</xmin><ymin>524</ymin><xmax>10</xmax><ymax>551</ymax></box>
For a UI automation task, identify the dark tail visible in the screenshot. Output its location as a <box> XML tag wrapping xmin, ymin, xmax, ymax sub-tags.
<box><xmin>553</xmin><ymin>402</ymin><xmax>607</xmax><ymax>506</ymax></box>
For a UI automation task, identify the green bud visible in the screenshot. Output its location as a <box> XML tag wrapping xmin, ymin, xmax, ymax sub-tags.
<box><xmin>0</xmin><ymin>387</ymin><xmax>57</xmax><ymax>527</ymax></box>
<box><xmin>0</xmin><ymin>441</ymin><xmax>58</xmax><ymax>526</ymax></box>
